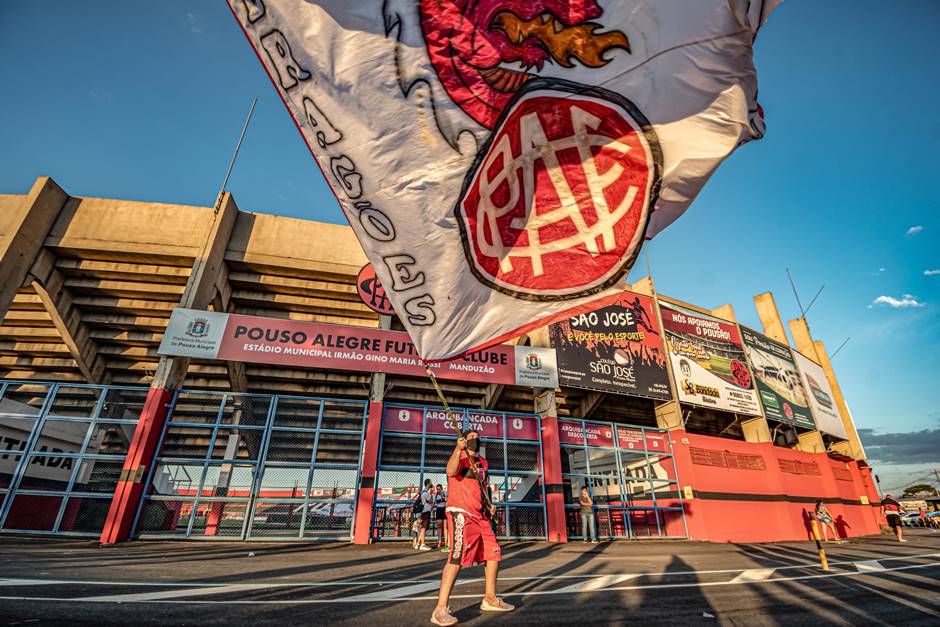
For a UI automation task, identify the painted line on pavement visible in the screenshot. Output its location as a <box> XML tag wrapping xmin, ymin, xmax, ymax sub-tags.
<box><xmin>552</xmin><ymin>574</ymin><xmax>641</xmax><ymax>593</ymax></box>
<box><xmin>729</xmin><ymin>569</ymin><xmax>775</xmax><ymax>584</ymax></box>
<box><xmin>82</xmin><ymin>583</ymin><xmax>279</xmax><ymax>603</ymax></box>
<box><xmin>0</xmin><ymin>559</ymin><xmax>936</xmax><ymax>604</ymax></box>
<box><xmin>855</xmin><ymin>560</ymin><xmax>885</xmax><ymax>573</ymax></box>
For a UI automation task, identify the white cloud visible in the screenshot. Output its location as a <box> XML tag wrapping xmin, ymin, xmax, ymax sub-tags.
<box><xmin>878</xmin><ymin>268</ymin><xmax>886</xmax><ymax>272</ymax></box>
<box><xmin>907</xmin><ymin>225</ymin><xmax>923</xmax><ymax>236</ymax></box>
<box><xmin>869</xmin><ymin>294</ymin><xmax>926</xmax><ymax>309</ymax></box>
<box><xmin>926</xmin><ymin>269</ymin><xmax>940</xmax><ymax>276</ymax></box>
<box><xmin>187</xmin><ymin>12</ymin><xmax>203</xmax><ymax>35</ymax></box>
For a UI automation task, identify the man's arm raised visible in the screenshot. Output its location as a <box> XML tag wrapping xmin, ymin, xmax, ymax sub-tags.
<box><xmin>446</xmin><ymin>437</ymin><xmax>467</xmax><ymax>477</ymax></box>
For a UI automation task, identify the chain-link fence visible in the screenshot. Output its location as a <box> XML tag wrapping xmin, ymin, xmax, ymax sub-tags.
<box><xmin>0</xmin><ymin>382</ymin><xmax>148</xmax><ymax>536</ymax></box>
<box><xmin>133</xmin><ymin>391</ymin><xmax>366</xmax><ymax>541</ymax></box>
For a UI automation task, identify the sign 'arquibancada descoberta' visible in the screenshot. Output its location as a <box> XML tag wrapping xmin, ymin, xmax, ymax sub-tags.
<box><xmin>158</xmin><ymin>308</ymin><xmax>558</xmax><ymax>388</ymax></box>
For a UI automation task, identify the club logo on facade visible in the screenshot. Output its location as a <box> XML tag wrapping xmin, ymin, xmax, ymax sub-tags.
<box><xmin>456</xmin><ymin>80</ymin><xmax>661</xmax><ymax>301</ymax></box>
<box><xmin>357</xmin><ymin>263</ymin><xmax>396</xmax><ymax>316</ymax></box>
<box><xmin>186</xmin><ymin>318</ymin><xmax>210</xmax><ymax>338</ymax></box>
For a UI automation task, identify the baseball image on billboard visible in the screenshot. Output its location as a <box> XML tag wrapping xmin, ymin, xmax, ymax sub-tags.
<box><xmin>660</xmin><ymin>302</ymin><xmax>761</xmax><ymax>415</ymax></box>
<box><xmin>548</xmin><ymin>292</ymin><xmax>671</xmax><ymax>400</ymax></box>
<box><xmin>740</xmin><ymin>327</ymin><xmax>815</xmax><ymax>429</ymax></box>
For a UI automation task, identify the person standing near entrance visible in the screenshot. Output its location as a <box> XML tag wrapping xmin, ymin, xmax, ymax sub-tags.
<box><xmin>435</xmin><ymin>484</ymin><xmax>448</xmax><ymax>550</ymax></box>
<box><xmin>431</xmin><ymin>429</ymin><xmax>514</xmax><ymax>626</ymax></box>
<box><xmin>579</xmin><ymin>486</ymin><xmax>598</xmax><ymax>543</ymax></box>
<box><xmin>882</xmin><ymin>494</ymin><xmax>905</xmax><ymax>543</ymax></box>
<box><xmin>416</xmin><ymin>479</ymin><xmax>434</xmax><ymax>551</ymax></box>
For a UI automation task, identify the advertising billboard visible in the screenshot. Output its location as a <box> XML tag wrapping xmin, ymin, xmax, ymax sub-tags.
<box><xmin>740</xmin><ymin>327</ymin><xmax>815</xmax><ymax>429</ymax></box>
<box><xmin>548</xmin><ymin>291</ymin><xmax>671</xmax><ymax>400</ymax></box>
<box><xmin>792</xmin><ymin>350</ymin><xmax>847</xmax><ymax>439</ymax></box>
<box><xmin>158</xmin><ymin>308</ymin><xmax>558</xmax><ymax>387</ymax></box>
<box><xmin>659</xmin><ymin>302</ymin><xmax>761</xmax><ymax>416</ymax></box>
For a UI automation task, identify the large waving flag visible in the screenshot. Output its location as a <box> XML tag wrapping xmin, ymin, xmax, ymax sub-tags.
<box><xmin>228</xmin><ymin>0</ymin><xmax>779</xmax><ymax>361</ymax></box>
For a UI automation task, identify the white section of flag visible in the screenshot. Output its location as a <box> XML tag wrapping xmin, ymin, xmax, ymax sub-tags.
<box><xmin>228</xmin><ymin>0</ymin><xmax>779</xmax><ymax>360</ymax></box>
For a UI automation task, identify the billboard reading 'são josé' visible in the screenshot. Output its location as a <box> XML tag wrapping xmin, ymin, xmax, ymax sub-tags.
<box><xmin>740</xmin><ymin>327</ymin><xmax>815</xmax><ymax>429</ymax></box>
<box><xmin>659</xmin><ymin>302</ymin><xmax>761</xmax><ymax>416</ymax></box>
<box><xmin>548</xmin><ymin>291</ymin><xmax>671</xmax><ymax>401</ymax></box>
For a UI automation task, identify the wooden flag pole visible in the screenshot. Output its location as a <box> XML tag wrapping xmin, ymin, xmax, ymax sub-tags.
<box><xmin>424</xmin><ymin>363</ymin><xmax>495</xmax><ymax>519</ymax></box>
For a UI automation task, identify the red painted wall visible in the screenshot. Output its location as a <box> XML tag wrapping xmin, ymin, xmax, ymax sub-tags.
<box><xmin>668</xmin><ymin>430</ymin><xmax>882</xmax><ymax>543</ymax></box>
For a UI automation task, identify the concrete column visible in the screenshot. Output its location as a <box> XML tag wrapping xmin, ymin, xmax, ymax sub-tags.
<box><xmin>535</xmin><ymin>390</ymin><xmax>567</xmax><ymax>543</ymax></box>
<box><xmin>353</xmin><ymin>315</ymin><xmax>391</xmax><ymax>544</ymax></box>
<box><xmin>796</xmin><ymin>430</ymin><xmax>825</xmax><ymax>454</ymax></box>
<box><xmin>753</xmin><ymin>292</ymin><xmax>788</xmax><ymax>344</ymax></box>
<box><xmin>0</xmin><ymin>177</ymin><xmax>69</xmax><ymax>318</ymax></box>
<box><xmin>741</xmin><ymin>416</ymin><xmax>772</xmax><ymax>443</ymax></box>
<box><xmin>100</xmin><ymin>193</ymin><xmax>239</xmax><ymax>545</ymax></box>
<box><xmin>711</xmin><ymin>304</ymin><xmax>736</xmax><ymax>322</ymax></box>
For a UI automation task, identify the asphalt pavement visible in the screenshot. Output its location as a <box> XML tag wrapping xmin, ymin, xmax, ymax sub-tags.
<box><xmin>0</xmin><ymin>530</ymin><xmax>938</xmax><ymax>626</ymax></box>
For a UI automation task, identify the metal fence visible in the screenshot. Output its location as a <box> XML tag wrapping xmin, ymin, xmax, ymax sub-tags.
<box><xmin>0</xmin><ymin>381</ymin><xmax>148</xmax><ymax>536</ymax></box>
<box><xmin>560</xmin><ymin>418</ymin><xmax>688</xmax><ymax>539</ymax></box>
<box><xmin>372</xmin><ymin>403</ymin><xmax>547</xmax><ymax>542</ymax></box>
<box><xmin>133</xmin><ymin>390</ymin><xmax>367</xmax><ymax>541</ymax></box>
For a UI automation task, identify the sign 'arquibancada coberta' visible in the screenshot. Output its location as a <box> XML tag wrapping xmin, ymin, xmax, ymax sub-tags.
<box><xmin>158</xmin><ymin>308</ymin><xmax>558</xmax><ymax>388</ymax></box>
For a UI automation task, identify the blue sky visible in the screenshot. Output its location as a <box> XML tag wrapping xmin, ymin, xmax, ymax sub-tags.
<box><xmin>1</xmin><ymin>2</ymin><xmax>937</xmax><ymax>491</ymax></box>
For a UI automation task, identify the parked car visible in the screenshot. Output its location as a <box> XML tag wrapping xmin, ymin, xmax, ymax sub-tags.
<box><xmin>902</xmin><ymin>513</ymin><xmax>926</xmax><ymax>528</ymax></box>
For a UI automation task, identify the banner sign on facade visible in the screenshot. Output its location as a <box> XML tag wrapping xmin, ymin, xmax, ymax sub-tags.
<box><xmin>228</xmin><ymin>0</ymin><xmax>779</xmax><ymax>361</ymax></box>
<box><xmin>383</xmin><ymin>405</ymin><xmax>540</xmax><ymax>441</ymax></box>
<box><xmin>548</xmin><ymin>291</ymin><xmax>671</xmax><ymax>400</ymax></box>
<box><xmin>158</xmin><ymin>308</ymin><xmax>558</xmax><ymax>388</ymax></box>
<box><xmin>659</xmin><ymin>303</ymin><xmax>761</xmax><ymax>416</ymax></box>
<box><xmin>740</xmin><ymin>327</ymin><xmax>816</xmax><ymax>429</ymax></box>
<box><xmin>558</xmin><ymin>420</ymin><xmax>615</xmax><ymax>447</ymax></box>
<box><xmin>356</xmin><ymin>263</ymin><xmax>395</xmax><ymax>316</ymax></box>
<box><xmin>616</xmin><ymin>426</ymin><xmax>669</xmax><ymax>454</ymax></box>
<box><xmin>792</xmin><ymin>350</ymin><xmax>847</xmax><ymax>439</ymax></box>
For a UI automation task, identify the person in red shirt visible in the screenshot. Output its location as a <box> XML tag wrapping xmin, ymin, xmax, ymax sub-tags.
<box><xmin>881</xmin><ymin>494</ymin><xmax>905</xmax><ymax>542</ymax></box>
<box><xmin>431</xmin><ymin>429</ymin><xmax>514</xmax><ymax>626</ymax></box>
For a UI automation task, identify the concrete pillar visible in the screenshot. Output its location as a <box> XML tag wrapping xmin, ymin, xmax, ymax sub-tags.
<box><xmin>753</xmin><ymin>292</ymin><xmax>788</xmax><ymax>344</ymax></box>
<box><xmin>535</xmin><ymin>390</ymin><xmax>567</xmax><ymax>542</ymax></box>
<box><xmin>0</xmin><ymin>177</ymin><xmax>69</xmax><ymax>318</ymax></box>
<box><xmin>796</xmin><ymin>430</ymin><xmax>825</xmax><ymax>454</ymax></box>
<box><xmin>711</xmin><ymin>304</ymin><xmax>736</xmax><ymax>322</ymax></box>
<box><xmin>655</xmin><ymin>402</ymin><xmax>684</xmax><ymax>431</ymax></box>
<box><xmin>100</xmin><ymin>193</ymin><xmax>239</xmax><ymax>545</ymax></box>
<box><xmin>353</xmin><ymin>315</ymin><xmax>391</xmax><ymax>544</ymax></box>
<box><xmin>741</xmin><ymin>416</ymin><xmax>772</xmax><ymax>443</ymax></box>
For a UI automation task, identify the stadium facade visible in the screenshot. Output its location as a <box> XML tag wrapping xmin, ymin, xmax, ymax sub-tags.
<box><xmin>0</xmin><ymin>176</ymin><xmax>882</xmax><ymax>545</ymax></box>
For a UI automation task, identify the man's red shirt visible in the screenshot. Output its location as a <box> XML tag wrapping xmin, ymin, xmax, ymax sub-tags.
<box><xmin>447</xmin><ymin>453</ymin><xmax>488</xmax><ymax>517</ymax></box>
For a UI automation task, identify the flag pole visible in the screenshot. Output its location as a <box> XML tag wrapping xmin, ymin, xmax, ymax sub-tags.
<box><xmin>214</xmin><ymin>97</ymin><xmax>257</xmax><ymax>212</ymax></box>
<box><xmin>423</xmin><ymin>363</ymin><xmax>495</xmax><ymax>518</ymax></box>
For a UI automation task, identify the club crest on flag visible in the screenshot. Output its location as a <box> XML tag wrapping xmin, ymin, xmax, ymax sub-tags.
<box><xmin>457</xmin><ymin>79</ymin><xmax>660</xmax><ymax>300</ymax></box>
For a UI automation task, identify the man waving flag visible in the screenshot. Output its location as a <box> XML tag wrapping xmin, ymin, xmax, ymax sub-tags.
<box><xmin>228</xmin><ymin>0</ymin><xmax>780</xmax><ymax>361</ymax></box>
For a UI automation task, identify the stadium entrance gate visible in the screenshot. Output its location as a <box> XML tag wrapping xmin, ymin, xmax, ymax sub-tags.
<box><xmin>133</xmin><ymin>390</ymin><xmax>367</xmax><ymax>541</ymax></box>
<box><xmin>0</xmin><ymin>381</ymin><xmax>149</xmax><ymax>536</ymax></box>
<box><xmin>371</xmin><ymin>403</ymin><xmax>548</xmax><ymax>541</ymax></box>
<box><xmin>559</xmin><ymin>418</ymin><xmax>689</xmax><ymax>539</ymax></box>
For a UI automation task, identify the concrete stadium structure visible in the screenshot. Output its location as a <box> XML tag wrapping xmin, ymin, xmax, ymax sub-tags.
<box><xmin>0</xmin><ymin>176</ymin><xmax>880</xmax><ymax>545</ymax></box>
